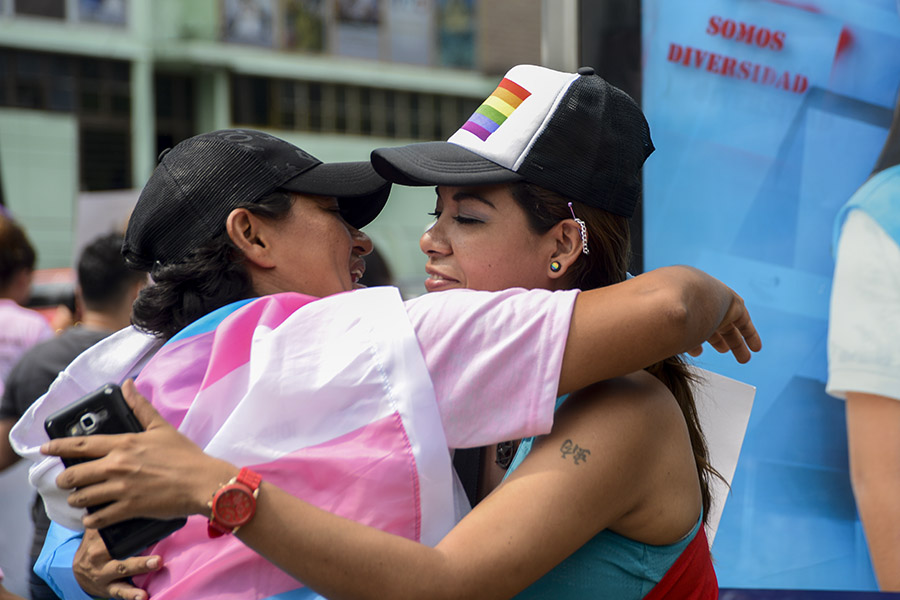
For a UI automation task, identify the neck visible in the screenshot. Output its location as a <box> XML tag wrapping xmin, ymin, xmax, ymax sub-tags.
<box><xmin>79</xmin><ymin>309</ymin><xmax>129</xmax><ymax>333</ymax></box>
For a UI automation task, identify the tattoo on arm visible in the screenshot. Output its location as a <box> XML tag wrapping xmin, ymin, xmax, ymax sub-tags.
<box><xmin>560</xmin><ymin>439</ymin><xmax>591</xmax><ymax>465</ymax></box>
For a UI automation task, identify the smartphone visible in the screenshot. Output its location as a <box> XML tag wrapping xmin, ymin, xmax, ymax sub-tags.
<box><xmin>44</xmin><ymin>383</ymin><xmax>187</xmax><ymax>559</ymax></box>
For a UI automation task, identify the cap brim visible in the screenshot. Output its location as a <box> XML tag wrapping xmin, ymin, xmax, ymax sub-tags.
<box><xmin>371</xmin><ymin>142</ymin><xmax>524</xmax><ymax>187</ymax></box>
<box><xmin>282</xmin><ymin>161</ymin><xmax>391</xmax><ymax>229</ymax></box>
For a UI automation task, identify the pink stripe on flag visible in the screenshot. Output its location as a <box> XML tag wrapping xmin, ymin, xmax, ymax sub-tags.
<box><xmin>201</xmin><ymin>293</ymin><xmax>318</xmax><ymax>391</ymax></box>
<box><xmin>135</xmin><ymin>293</ymin><xmax>318</xmax><ymax>431</ymax></box>
<box><xmin>136</xmin><ymin>412</ymin><xmax>420</xmax><ymax>600</ymax></box>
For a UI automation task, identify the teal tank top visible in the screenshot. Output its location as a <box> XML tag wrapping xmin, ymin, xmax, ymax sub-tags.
<box><xmin>504</xmin><ymin>396</ymin><xmax>699</xmax><ymax>599</ymax></box>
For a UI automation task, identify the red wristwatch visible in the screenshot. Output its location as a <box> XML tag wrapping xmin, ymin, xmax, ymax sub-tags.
<box><xmin>208</xmin><ymin>467</ymin><xmax>262</xmax><ymax>538</ymax></box>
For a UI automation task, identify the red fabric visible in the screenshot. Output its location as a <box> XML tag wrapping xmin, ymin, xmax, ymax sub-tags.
<box><xmin>643</xmin><ymin>525</ymin><xmax>718</xmax><ymax>600</ymax></box>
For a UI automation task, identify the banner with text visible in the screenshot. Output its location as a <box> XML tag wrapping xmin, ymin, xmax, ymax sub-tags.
<box><xmin>642</xmin><ymin>0</ymin><xmax>900</xmax><ymax>589</ymax></box>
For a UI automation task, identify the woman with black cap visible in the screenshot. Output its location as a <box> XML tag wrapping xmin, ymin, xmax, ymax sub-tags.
<box><xmin>30</xmin><ymin>116</ymin><xmax>757</xmax><ymax>600</ymax></box>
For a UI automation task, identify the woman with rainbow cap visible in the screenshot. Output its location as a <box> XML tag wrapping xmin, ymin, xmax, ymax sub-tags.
<box><xmin>32</xmin><ymin>68</ymin><xmax>757</xmax><ymax>600</ymax></box>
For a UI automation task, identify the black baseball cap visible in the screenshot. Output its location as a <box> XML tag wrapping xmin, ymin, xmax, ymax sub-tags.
<box><xmin>371</xmin><ymin>65</ymin><xmax>653</xmax><ymax>218</ymax></box>
<box><xmin>123</xmin><ymin>129</ymin><xmax>391</xmax><ymax>270</ymax></box>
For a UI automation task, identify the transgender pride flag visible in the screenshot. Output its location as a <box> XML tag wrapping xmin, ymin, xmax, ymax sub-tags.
<box><xmin>125</xmin><ymin>288</ymin><xmax>457</xmax><ymax>600</ymax></box>
<box><xmin>461</xmin><ymin>77</ymin><xmax>532</xmax><ymax>141</ymax></box>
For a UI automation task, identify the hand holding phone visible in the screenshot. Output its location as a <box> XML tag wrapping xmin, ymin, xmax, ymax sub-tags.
<box><xmin>44</xmin><ymin>384</ymin><xmax>187</xmax><ymax>559</ymax></box>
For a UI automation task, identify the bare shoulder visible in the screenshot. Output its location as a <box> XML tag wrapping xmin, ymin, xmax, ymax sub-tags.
<box><xmin>554</xmin><ymin>370</ymin><xmax>687</xmax><ymax>446</ymax></box>
<box><xmin>513</xmin><ymin>370</ymin><xmax>702</xmax><ymax>544</ymax></box>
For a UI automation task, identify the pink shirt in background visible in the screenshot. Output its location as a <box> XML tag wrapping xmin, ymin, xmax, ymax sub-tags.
<box><xmin>0</xmin><ymin>299</ymin><xmax>53</xmax><ymax>396</ymax></box>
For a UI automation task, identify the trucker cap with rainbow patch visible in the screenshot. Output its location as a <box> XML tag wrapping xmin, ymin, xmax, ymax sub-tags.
<box><xmin>371</xmin><ymin>64</ymin><xmax>654</xmax><ymax>218</ymax></box>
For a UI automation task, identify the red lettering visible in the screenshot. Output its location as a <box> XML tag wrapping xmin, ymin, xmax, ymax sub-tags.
<box><xmin>775</xmin><ymin>71</ymin><xmax>791</xmax><ymax>89</ymax></box>
<box><xmin>722</xmin><ymin>19</ymin><xmax>737</xmax><ymax>39</ymax></box>
<box><xmin>668</xmin><ymin>42</ymin><xmax>684</xmax><ymax>63</ymax></box>
<box><xmin>750</xmin><ymin>64</ymin><xmax>761</xmax><ymax>83</ymax></box>
<box><xmin>721</xmin><ymin>56</ymin><xmax>737</xmax><ymax>77</ymax></box>
<box><xmin>771</xmin><ymin>31</ymin><xmax>786</xmax><ymax>51</ymax></box>
<box><xmin>708</xmin><ymin>16</ymin><xmax>786</xmax><ymax>52</ymax></box>
<box><xmin>665</xmin><ymin>38</ymin><xmax>807</xmax><ymax>94</ymax></box>
<box><xmin>693</xmin><ymin>49</ymin><xmax>710</xmax><ymax>68</ymax></box>
<box><xmin>737</xmin><ymin>22</ymin><xmax>757</xmax><ymax>44</ymax></box>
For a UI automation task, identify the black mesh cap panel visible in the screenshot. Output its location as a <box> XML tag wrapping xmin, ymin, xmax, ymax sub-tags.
<box><xmin>518</xmin><ymin>76</ymin><xmax>654</xmax><ymax>218</ymax></box>
<box><xmin>123</xmin><ymin>136</ymin><xmax>297</xmax><ymax>270</ymax></box>
<box><xmin>122</xmin><ymin>129</ymin><xmax>391</xmax><ymax>270</ymax></box>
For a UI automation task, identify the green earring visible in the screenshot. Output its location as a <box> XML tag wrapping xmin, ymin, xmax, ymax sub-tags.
<box><xmin>550</xmin><ymin>260</ymin><xmax>561</xmax><ymax>272</ymax></box>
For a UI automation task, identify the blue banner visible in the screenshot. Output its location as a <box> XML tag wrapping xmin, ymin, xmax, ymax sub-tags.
<box><xmin>642</xmin><ymin>0</ymin><xmax>900</xmax><ymax>590</ymax></box>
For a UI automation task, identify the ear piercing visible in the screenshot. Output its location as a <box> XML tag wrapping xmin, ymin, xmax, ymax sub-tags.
<box><xmin>568</xmin><ymin>202</ymin><xmax>590</xmax><ymax>255</ymax></box>
<box><xmin>550</xmin><ymin>260</ymin><xmax>562</xmax><ymax>272</ymax></box>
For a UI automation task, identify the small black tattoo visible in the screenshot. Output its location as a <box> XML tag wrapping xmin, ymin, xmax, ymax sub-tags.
<box><xmin>560</xmin><ymin>439</ymin><xmax>591</xmax><ymax>465</ymax></box>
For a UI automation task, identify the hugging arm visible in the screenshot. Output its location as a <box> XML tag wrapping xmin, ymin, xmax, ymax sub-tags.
<box><xmin>53</xmin><ymin>379</ymin><xmax>677</xmax><ymax>600</ymax></box>
<box><xmin>845</xmin><ymin>392</ymin><xmax>900</xmax><ymax>591</ymax></box>
<box><xmin>557</xmin><ymin>265</ymin><xmax>759</xmax><ymax>395</ymax></box>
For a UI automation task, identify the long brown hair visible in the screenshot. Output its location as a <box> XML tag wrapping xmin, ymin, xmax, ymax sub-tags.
<box><xmin>510</xmin><ymin>181</ymin><xmax>723</xmax><ymax>522</ymax></box>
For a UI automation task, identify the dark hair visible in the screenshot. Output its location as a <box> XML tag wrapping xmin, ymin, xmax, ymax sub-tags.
<box><xmin>78</xmin><ymin>233</ymin><xmax>147</xmax><ymax>312</ymax></box>
<box><xmin>0</xmin><ymin>214</ymin><xmax>36</xmax><ymax>292</ymax></box>
<box><xmin>131</xmin><ymin>191</ymin><xmax>294</xmax><ymax>340</ymax></box>
<box><xmin>510</xmin><ymin>182</ymin><xmax>722</xmax><ymax>522</ymax></box>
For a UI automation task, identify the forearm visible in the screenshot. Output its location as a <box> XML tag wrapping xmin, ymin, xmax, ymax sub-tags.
<box><xmin>852</xmin><ymin>478</ymin><xmax>900</xmax><ymax>591</ymax></box>
<box><xmin>560</xmin><ymin>266</ymin><xmax>743</xmax><ymax>394</ymax></box>
<box><xmin>846</xmin><ymin>392</ymin><xmax>900</xmax><ymax>591</ymax></box>
<box><xmin>237</xmin><ymin>483</ymin><xmax>470</xmax><ymax>600</ymax></box>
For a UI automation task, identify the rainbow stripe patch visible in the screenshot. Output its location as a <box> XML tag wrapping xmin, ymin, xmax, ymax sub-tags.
<box><xmin>461</xmin><ymin>77</ymin><xmax>532</xmax><ymax>141</ymax></box>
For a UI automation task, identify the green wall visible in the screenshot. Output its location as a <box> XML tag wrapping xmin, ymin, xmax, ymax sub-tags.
<box><xmin>0</xmin><ymin>109</ymin><xmax>79</xmax><ymax>269</ymax></box>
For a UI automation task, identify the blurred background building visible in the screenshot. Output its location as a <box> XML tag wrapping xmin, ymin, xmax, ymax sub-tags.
<box><xmin>0</xmin><ymin>0</ymin><xmax>637</xmax><ymax>296</ymax></box>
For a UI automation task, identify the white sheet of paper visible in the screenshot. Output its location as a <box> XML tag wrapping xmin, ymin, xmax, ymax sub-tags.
<box><xmin>690</xmin><ymin>367</ymin><xmax>756</xmax><ymax>546</ymax></box>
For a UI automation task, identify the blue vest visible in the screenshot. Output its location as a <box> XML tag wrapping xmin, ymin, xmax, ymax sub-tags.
<box><xmin>833</xmin><ymin>163</ymin><xmax>900</xmax><ymax>252</ymax></box>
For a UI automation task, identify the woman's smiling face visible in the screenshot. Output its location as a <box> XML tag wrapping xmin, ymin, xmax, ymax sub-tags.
<box><xmin>419</xmin><ymin>185</ymin><xmax>558</xmax><ymax>293</ymax></box>
<box><xmin>255</xmin><ymin>193</ymin><xmax>373</xmax><ymax>298</ymax></box>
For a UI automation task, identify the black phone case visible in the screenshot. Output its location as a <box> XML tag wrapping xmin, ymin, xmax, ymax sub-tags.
<box><xmin>44</xmin><ymin>383</ymin><xmax>187</xmax><ymax>559</ymax></box>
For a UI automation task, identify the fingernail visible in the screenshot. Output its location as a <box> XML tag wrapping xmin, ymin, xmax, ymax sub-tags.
<box><xmin>147</xmin><ymin>556</ymin><xmax>160</xmax><ymax>569</ymax></box>
<box><xmin>40</xmin><ymin>443</ymin><xmax>49</xmax><ymax>453</ymax></box>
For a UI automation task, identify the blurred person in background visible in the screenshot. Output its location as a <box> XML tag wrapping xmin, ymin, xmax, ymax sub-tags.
<box><xmin>0</xmin><ymin>214</ymin><xmax>52</xmax><ymax>399</ymax></box>
<box><xmin>0</xmin><ymin>232</ymin><xmax>146</xmax><ymax>600</ymax></box>
<box><xmin>827</xmin><ymin>88</ymin><xmax>900</xmax><ymax>590</ymax></box>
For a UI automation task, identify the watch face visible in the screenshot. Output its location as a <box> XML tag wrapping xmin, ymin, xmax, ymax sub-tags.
<box><xmin>214</xmin><ymin>486</ymin><xmax>254</xmax><ymax>528</ymax></box>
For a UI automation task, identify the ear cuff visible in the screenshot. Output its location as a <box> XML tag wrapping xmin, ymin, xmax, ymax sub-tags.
<box><xmin>568</xmin><ymin>202</ymin><xmax>590</xmax><ymax>255</ymax></box>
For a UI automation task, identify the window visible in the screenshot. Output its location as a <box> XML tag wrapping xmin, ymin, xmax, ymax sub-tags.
<box><xmin>230</xmin><ymin>74</ymin><xmax>482</xmax><ymax>141</ymax></box>
<box><xmin>15</xmin><ymin>0</ymin><xmax>65</xmax><ymax>19</ymax></box>
<box><xmin>0</xmin><ymin>47</ymin><xmax>131</xmax><ymax>190</ymax></box>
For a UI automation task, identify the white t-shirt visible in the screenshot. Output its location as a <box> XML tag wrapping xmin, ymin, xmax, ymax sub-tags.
<box><xmin>827</xmin><ymin>210</ymin><xmax>900</xmax><ymax>401</ymax></box>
